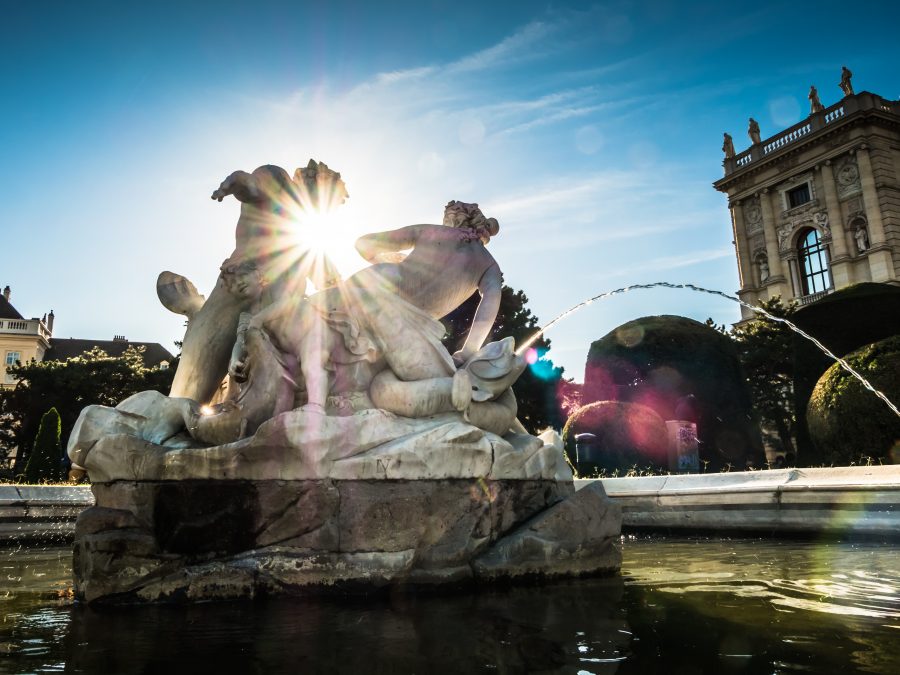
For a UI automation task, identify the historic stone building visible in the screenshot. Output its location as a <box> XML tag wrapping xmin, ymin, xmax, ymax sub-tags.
<box><xmin>715</xmin><ymin>79</ymin><xmax>900</xmax><ymax>320</ymax></box>
<box><xmin>0</xmin><ymin>285</ymin><xmax>173</xmax><ymax>388</ymax></box>
<box><xmin>0</xmin><ymin>286</ymin><xmax>53</xmax><ymax>387</ymax></box>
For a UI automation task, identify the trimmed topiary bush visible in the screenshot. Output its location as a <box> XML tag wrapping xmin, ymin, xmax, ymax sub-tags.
<box><xmin>792</xmin><ymin>282</ymin><xmax>900</xmax><ymax>464</ymax></box>
<box><xmin>583</xmin><ymin>315</ymin><xmax>763</xmax><ymax>470</ymax></box>
<box><xmin>21</xmin><ymin>407</ymin><xmax>63</xmax><ymax>484</ymax></box>
<box><xmin>562</xmin><ymin>400</ymin><xmax>668</xmax><ymax>474</ymax></box>
<box><xmin>807</xmin><ymin>335</ymin><xmax>900</xmax><ymax>464</ymax></box>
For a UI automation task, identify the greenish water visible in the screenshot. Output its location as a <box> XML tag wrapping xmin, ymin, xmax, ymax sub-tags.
<box><xmin>2</xmin><ymin>535</ymin><xmax>899</xmax><ymax>674</ymax></box>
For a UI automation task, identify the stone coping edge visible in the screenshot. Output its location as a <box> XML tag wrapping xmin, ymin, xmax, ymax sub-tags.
<box><xmin>0</xmin><ymin>484</ymin><xmax>94</xmax><ymax>506</ymax></box>
<box><xmin>576</xmin><ymin>465</ymin><xmax>900</xmax><ymax>497</ymax></box>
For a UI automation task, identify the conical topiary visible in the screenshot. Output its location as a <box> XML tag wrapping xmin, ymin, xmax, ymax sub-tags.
<box><xmin>22</xmin><ymin>407</ymin><xmax>63</xmax><ymax>484</ymax></box>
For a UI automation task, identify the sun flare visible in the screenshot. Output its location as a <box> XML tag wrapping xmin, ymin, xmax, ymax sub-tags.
<box><xmin>284</xmin><ymin>201</ymin><xmax>368</xmax><ymax>286</ymax></box>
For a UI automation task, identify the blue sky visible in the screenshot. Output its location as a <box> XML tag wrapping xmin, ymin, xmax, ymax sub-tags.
<box><xmin>2</xmin><ymin>0</ymin><xmax>898</xmax><ymax>381</ymax></box>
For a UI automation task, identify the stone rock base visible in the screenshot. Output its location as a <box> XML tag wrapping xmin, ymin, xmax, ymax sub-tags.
<box><xmin>74</xmin><ymin>479</ymin><xmax>621</xmax><ymax>603</ymax></box>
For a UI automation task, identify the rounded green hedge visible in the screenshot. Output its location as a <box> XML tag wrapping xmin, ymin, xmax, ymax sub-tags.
<box><xmin>562</xmin><ymin>400</ymin><xmax>668</xmax><ymax>473</ymax></box>
<box><xmin>583</xmin><ymin>315</ymin><xmax>763</xmax><ymax>470</ymax></box>
<box><xmin>807</xmin><ymin>335</ymin><xmax>900</xmax><ymax>464</ymax></box>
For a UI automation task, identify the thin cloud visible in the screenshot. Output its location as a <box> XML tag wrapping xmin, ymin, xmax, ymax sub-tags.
<box><xmin>446</xmin><ymin>20</ymin><xmax>554</xmax><ymax>74</ymax></box>
<box><xmin>375</xmin><ymin>66</ymin><xmax>437</xmax><ymax>84</ymax></box>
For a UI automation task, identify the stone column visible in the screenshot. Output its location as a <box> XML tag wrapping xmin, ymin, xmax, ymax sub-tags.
<box><xmin>759</xmin><ymin>189</ymin><xmax>786</xmax><ymax>284</ymax></box>
<box><xmin>731</xmin><ymin>201</ymin><xmax>754</xmax><ymax>291</ymax></box>
<box><xmin>819</xmin><ymin>162</ymin><xmax>852</xmax><ymax>288</ymax></box>
<box><xmin>784</xmin><ymin>254</ymin><xmax>801</xmax><ymax>298</ymax></box>
<box><xmin>855</xmin><ymin>146</ymin><xmax>896</xmax><ymax>282</ymax></box>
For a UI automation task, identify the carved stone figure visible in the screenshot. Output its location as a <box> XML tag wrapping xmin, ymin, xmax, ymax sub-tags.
<box><xmin>840</xmin><ymin>66</ymin><xmax>854</xmax><ymax>97</ymax></box>
<box><xmin>722</xmin><ymin>132</ymin><xmax>735</xmax><ymax>158</ymax></box>
<box><xmin>809</xmin><ymin>85</ymin><xmax>824</xmax><ymax>113</ymax></box>
<box><xmin>167</xmin><ymin>164</ymin><xmax>344</xmax><ymax>404</ymax></box>
<box><xmin>814</xmin><ymin>212</ymin><xmax>831</xmax><ymax>238</ymax></box>
<box><xmin>743</xmin><ymin>196</ymin><xmax>762</xmax><ymax>234</ymax></box>
<box><xmin>67</xmin><ymin>161</ymin><xmax>622</xmax><ymax>603</ymax></box>
<box><xmin>836</xmin><ymin>156</ymin><xmax>861</xmax><ymax>198</ymax></box>
<box><xmin>855</xmin><ymin>224</ymin><xmax>870</xmax><ymax>252</ymax></box>
<box><xmin>777</xmin><ymin>223</ymin><xmax>794</xmax><ymax>251</ymax></box>
<box><xmin>748</xmin><ymin>118</ymin><xmax>761</xmax><ymax>145</ymax></box>
<box><xmin>758</xmin><ymin>257</ymin><xmax>770</xmax><ymax>283</ymax></box>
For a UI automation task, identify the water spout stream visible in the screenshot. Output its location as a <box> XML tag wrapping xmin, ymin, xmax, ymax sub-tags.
<box><xmin>516</xmin><ymin>281</ymin><xmax>900</xmax><ymax>420</ymax></box>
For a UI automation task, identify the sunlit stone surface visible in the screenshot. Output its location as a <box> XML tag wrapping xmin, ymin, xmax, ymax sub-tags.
<box><xmin>69</xmin><ymin>162</ymin><xmax>621</xmax><ymax>602</ymax></box>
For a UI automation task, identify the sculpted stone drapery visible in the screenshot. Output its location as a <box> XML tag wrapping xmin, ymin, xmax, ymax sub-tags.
<box><xmin>69</xmin><ymin>162</ymin><xmax>561</xmax><ymax>481</ymax></box>
<box><xmin>66</xmin><ymin>160</ymin><xmax>621</xmax><ymax>603</ymax></box>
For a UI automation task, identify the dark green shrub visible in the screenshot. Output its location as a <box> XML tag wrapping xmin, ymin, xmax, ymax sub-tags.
<box><xmin>807</xmin><ymin>335</ymin><xmax>900</xmax><ymax>464</ymax></box>
<box><xmin>792</xmin><ymin>283</ymin><xmax>900</xmax><ymax>463</ymax></box>
<box><xmin>562</xmin><ymin>401</ymin><xmax>668</xmax><ymax>474</ymax></box>
<box><xmin>21</xmin><ymin>407</ymin><xmax>63</xmax><ymax>483</ymax></box>
<box><xmin>583</xmin><ymin>315</ymin><xmax>763</xmax><ymax>470</ymax></box>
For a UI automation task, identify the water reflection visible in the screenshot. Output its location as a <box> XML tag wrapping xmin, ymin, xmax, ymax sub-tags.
<box><xmin>622</xmin><ymin>535</ymin><xmax>900</xmax><ymax>674</ymax></box>
<box><xmin>2</xmin><ymin>537</ymin><xmax>900</xmax><ymax>674</ymax></box>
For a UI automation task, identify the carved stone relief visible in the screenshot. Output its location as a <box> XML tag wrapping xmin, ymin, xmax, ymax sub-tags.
<box><xmin>743</xmin><ymin>196</ymin><xmax>763</xmax><ymax>234</ymax></box>
<box><xmin>814</xmin><ymin>212</ymin><xmax>831</xmax><ymax>240</ymax></box>
<box><xmin>777</xmin><ymin>223</ymin><xmax>794</xmax><ymax>252</ymax></box>
<box><xmin>836</xmin><ymin>154</ymin><xmax>861</xmax><ymax>199</ymax></box>
<box><xmin>777</xmin><ymin>210</ymin><xmax>830</xmax><ymax>252</ymax></box>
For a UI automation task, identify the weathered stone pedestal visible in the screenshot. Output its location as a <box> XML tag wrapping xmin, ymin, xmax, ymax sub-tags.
<box><xmin>74</xmin><ymin>477</ymin><xmax>620</xmax><ymax>603</ymax></box>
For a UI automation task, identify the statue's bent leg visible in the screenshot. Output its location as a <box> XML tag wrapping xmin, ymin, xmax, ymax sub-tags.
<box><xmin>169</xmin><ymin>277</ymin><xmax>248</xmax><ymax>403</ymax></box>
<box><xmin>465</xmin><ymin>388</ymin><xmax>518</xmax><ymax>436</ymax></box>
<box><xmin>369</xmin><ymin>369</ymin><xmax>471</xmax><ymax>418</ymax></box>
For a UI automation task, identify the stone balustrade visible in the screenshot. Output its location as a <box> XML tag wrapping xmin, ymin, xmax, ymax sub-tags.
<box><xmin>0</xmin><ymin>317</ymin><xmax>51</xmax><ymax>340</ymax></box>
<box><xmin>722</xmin><ymin>92</ymin><xmax>899</xmax><ymax>176</ymax></box>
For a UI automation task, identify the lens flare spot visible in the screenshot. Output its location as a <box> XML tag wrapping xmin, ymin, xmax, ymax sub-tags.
<box><xmin>616</xmin><ymin>324</ymin><xmax>645</xmax><ymax>348</ymax></box>
<box><xmin>525</xmin><ymin>348</ymin><xmax>539</xmax><ymax>365</ymax></box>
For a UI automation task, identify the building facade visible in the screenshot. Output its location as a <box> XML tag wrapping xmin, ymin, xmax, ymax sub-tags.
<box><xmin>714</xmin><ymin>88</ymin><xmax>900</xmax><ymax>321</ymax></box>
<box><xmin>0</xmin><ymin>285</ymin><xmax>172</xmax><ymax>388</ymax></box>
<box><xmin>0</xmin><ymin>287</ymin><xmax>53</xmax><ymax>387</ymax></box>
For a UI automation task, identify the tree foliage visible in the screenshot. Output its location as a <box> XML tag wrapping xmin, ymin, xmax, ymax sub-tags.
<box><xmin>729</xmin><ymin>297</ymin><xmax>798</xmax><ymax>458</ymax></box>
<box><xmin>21</xmin><ymin>407</ymin><xmax>63</xmax><ymax>483</ymax></box>
<box><xmin>441</xmin><ymin>284</ymin><xmax>569</xmax><ymax>433</ymax></box>
<box><xmin>0</xmin><ymin>347</ymin><xmax>175</xmax><ymax>473</ymax></box>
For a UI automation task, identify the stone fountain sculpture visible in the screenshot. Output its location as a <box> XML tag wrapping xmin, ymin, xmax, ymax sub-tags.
<box><xmin>68</xmin><ymin>161</ymin><xmax>621</xmax><ymax>603</ymax></box>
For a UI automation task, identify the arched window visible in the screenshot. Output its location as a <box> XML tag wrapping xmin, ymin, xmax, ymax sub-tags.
<box><xmin>797</xmin><ymin>227</ymin><xmax>831</xmax><ymax>295</ymax></box>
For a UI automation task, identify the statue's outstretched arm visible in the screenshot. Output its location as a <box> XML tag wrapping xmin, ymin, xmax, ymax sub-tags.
<box><xmin>355</xmin><ymin>225</ymin><xmax>424</xmax><ymax>263</ymax></box>
<box><xmin>211</xmin><ymin>171</ymin><xmax>262</xmax><ymax>203</ymax></box>
<box><xmin>454</xmin><ymin>264</ymin><xmax>502</xmax><ymax>366</ymax></box>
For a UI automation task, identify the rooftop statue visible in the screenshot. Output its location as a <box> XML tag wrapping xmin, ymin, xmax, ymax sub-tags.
<box><xmin>748</xmin><ymin>117</ymin><xmax>761</xmax><ymax>145</ymax></box>
<box><xmin>840</xmin><ymin>66</ymin><xmax>854</xmax><ymax>97</ymax></box>
<box><xmin>809</xmin><ymin>85</ymin><xmax>824</xmax><ymax>114</ymax></box>
<box><xmin>722</xmin><ymin>132</ymin><xmax>735</xmax><ymax>158</ymax></box>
